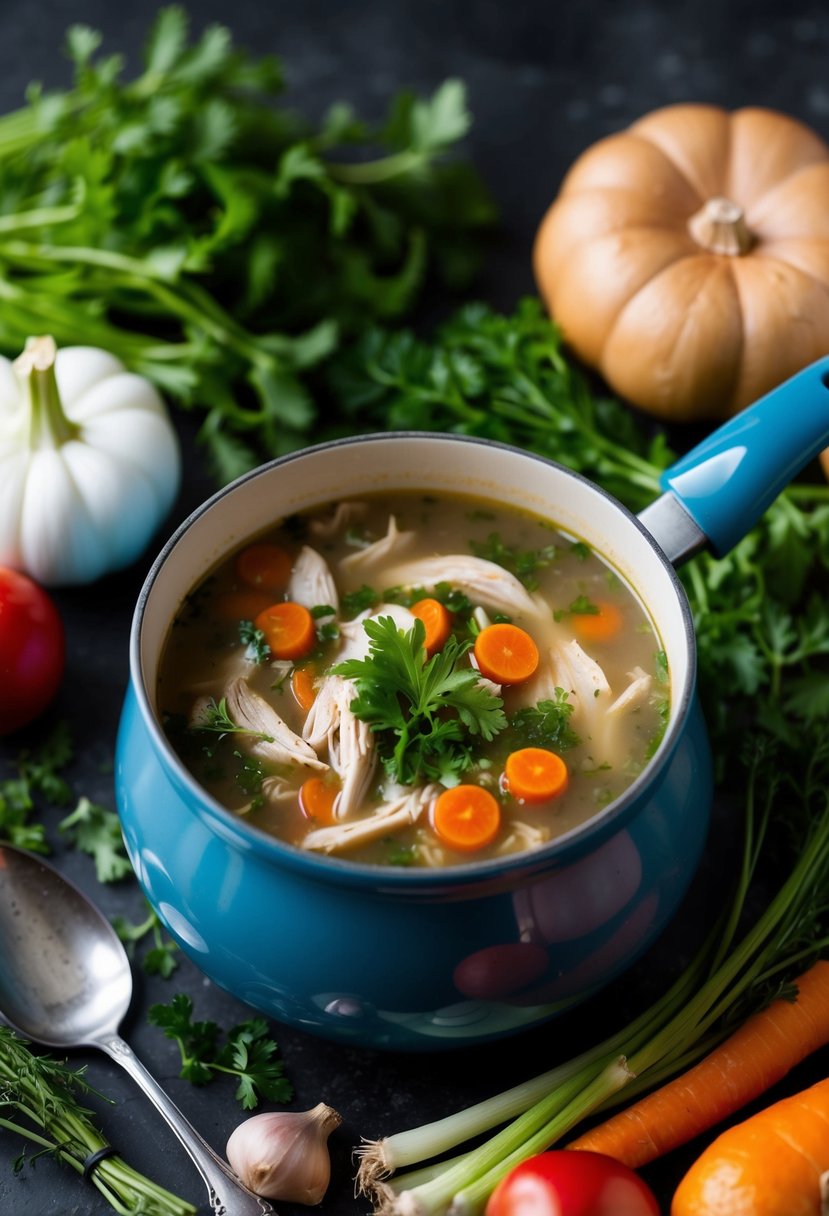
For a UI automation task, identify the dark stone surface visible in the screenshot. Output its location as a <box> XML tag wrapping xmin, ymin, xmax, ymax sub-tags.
<box><xmin>1</xmin><ymin>3</ymin><xmax>829</xmax><ymax>1214</ymax></box>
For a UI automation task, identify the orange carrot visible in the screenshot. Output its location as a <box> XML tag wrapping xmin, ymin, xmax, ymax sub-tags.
<box><xmin>299</xmin><ymin>776</ymin><xmax>339</xmax><ymax>826</ymax></box>
<box><xmin>216</xmin><ymin>590</ymin><xmax>272</xmax><ymax>622</ymax></box>
<box><xmin>568</xmin><ymin>961</ymin><xmax>829</xmax><ymax>1168</ymax></box>
<box><xmin>504</xmin><ymin>748</ymin><xmax>569</xmax><ymax>803</ymax></box>
<box><xmin>572</xmin><ymin>600</ymin><xmax>623</xmax><ymax>643</ymax></box>
<box><xmin>474</xmin><ymin>623</ymin><xmax>539</xmax><ymax>685</ymax></box>
<box><xmin>671</xmin><ymin>1076</ymin><xmax>829</xmax><ymax>1216</ymax></box>
<box><xmin>411</xmin><ymin>598</ymin><xmax>452</xmax><ymax>655</ymax></box>
<box><xmin>235</xmin><ymin>543</ymin><xmax>291</xmax><ymax>592</ymax></box>
<box><xmin>432</xmin><ymin>785</ymin><xmax>501</xmax><ymax>852</ymax></box>
<box><xmin>291</xmin><ymin>666</ymin><xmax>318</xmax><ymax>711</ymax></box>
<box><xmin>255</xmin><ymin>601</ymin><xmax>316</xmax><ymax>660</ymax></box>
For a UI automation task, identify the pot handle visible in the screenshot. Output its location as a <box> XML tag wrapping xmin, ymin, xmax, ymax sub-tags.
<box><xmin>637</xmin><ymin>355</ymin><xmax>829</xmax><ymax>564</ymax></box>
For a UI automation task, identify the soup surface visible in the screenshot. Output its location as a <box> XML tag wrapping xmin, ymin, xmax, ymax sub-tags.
<box><xmin>158</xmin><ymin>492</ymin><xmax>669</xmax><ymax>867</ymax></box>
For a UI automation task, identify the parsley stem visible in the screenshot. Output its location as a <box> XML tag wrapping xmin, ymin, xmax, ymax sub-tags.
<box><xmin>327</xmin><ymin>149</ymin><xmax>426</xmax><ymax>184</ymax></box>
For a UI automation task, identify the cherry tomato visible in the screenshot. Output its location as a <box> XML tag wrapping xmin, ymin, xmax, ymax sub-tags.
<box><xmin>486</xmin><ymin>1151</ymin><xmax>660</xmax><ymax>1216</ymax></box>
<box><xmin>0</xmin><ymin>567</ymin><xmax>65</xmax><ymax>735</ymax></box>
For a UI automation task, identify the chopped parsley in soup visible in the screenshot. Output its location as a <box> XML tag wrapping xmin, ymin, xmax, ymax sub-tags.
<box><xmin>158</xmin><ymin>492</ymin><xmax>669</xmax><ymax>866</ymax></box>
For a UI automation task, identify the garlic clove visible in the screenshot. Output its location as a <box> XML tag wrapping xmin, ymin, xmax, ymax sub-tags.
<box><xmin>226</xmin><ymin>1102</ymin><xmax>342</xmax><ymax>1205</ymax></box>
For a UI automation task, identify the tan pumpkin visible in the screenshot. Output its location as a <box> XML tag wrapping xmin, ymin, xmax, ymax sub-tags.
<box><xmin>533</xmin><ymin>103</ymin><xmax>829</xmax><ymax>424</ymax></box>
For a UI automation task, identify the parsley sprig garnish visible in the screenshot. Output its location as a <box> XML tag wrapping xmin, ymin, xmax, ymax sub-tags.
<box><xmin>148</xmin><ymin>994</ymin><xmax>292</xmax><ymax>1110</ymax></box>
<box><xmin>333</xmin><ymin>615</ymin><xmax>507</xmax><ymax>784</ymax></box>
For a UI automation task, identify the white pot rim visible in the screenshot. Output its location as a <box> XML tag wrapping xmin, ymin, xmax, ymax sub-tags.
<box><xmin>129</xmin><ymin>432</ymin><xmax>699</xmax><ymax>891</ymax></box>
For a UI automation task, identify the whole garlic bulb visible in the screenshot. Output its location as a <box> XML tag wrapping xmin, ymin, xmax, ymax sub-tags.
<box><xmin>226</xmin><ymin>1103</ymin><xmax>342</xmax><ymax>1204</ymax></box>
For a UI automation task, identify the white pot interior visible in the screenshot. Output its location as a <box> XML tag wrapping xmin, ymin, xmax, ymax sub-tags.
<box><xmin>138</xmin><ymin>436</ymin><xmax>692</xmax><ymax>740</ymax></box>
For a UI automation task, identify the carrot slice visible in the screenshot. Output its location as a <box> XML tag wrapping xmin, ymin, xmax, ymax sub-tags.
<box><xmin>216</xmin><ymin>590</ymin><xmax>272</xmax><ymax>622</ymax></box>
<box><xmin>474</xmin><ymin>623</ymin><xmax>539</xmax><ymax>685</ymax></box>
<box><xmin>235</xmin><ymin>543</ymin><xmax>291</xmax><ymax>592</ymax></box>
<box><xmin>255</xmin><ymin>601</ymin><xmax>316</xmax><ymax>660</ymax></box>
<box><xmin>299</xmin><ymin>776</ymin><xmax>339</xmax><ymax>826</ymax></box>
<box><xmin>504</xmin><ymin>748</ymin><xmax>569</xmax><ymax>803</ymax></box>
<box><xmin>411</xmin><ymin>597</ymin><xmax>452</xmax><ymax>655</ymax></box>
<box><xmin>432</xmin><ymin>785</ymin><xmax>501</xmax><ymax>852</ymax></box>
<box><xmin>291</xmin><ymin>666</ymin><xmax>318</xmax><ymax>711</ymax></box>
<box><xmin>572</xmin><ymin>600</ymin><xmax>623</xmax><ymax>643</ymax></box>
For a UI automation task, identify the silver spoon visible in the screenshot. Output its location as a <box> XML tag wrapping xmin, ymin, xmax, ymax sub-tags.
<box><xmin>0</xmin><ymin>843</ymin><xmax>275</xmax><ymax>1215</ymax></box>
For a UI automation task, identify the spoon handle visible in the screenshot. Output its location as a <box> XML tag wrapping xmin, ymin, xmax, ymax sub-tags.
<box><xmin>95</xmin><ymin>1032</ymin><xmax>275</xmax><ymax>1216</ymax></box>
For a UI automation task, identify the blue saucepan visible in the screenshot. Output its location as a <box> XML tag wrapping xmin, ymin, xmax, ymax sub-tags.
<box><xmin>116</xmin><ymin>357</ymin><xmax>829</xmax><ymax>1049</ymax></box>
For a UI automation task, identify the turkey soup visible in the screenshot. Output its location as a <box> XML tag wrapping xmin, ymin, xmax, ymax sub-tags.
<box><xmin>157</xmin><ymin>492</ymin><xmax>669</xmax><ymax>867</ymax></box>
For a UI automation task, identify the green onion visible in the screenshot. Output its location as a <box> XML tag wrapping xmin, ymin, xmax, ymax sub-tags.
<box><xmin>357</xmin><ymin>740</ymin><xmax>829</xmax><ymax>1215</ymax></box>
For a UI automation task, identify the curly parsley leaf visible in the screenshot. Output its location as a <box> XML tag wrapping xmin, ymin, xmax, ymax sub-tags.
<box><xmin>333</xmin><ymin>615</ymin><xmax>506</xmax><ymax>784</ymax></box>
<box><xmin>148</xmin><ymin>994</ymin><xmax>292</xmax><ymax>1109</ymax></box>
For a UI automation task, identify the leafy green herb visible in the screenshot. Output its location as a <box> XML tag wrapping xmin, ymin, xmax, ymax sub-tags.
<box><xmin>654</xmin><ymin>649</ymin><xmax>669</xmax><ymax>685</ymax></box>
<box><xmin>58</xmin><ymin>797</ymin><xmax>133</xmax><ymax>883</ymax></box>
<box><xmin>0</xmin><ymin>9</ymin><xmax>493</xmax><ymax>481</ymax></box>
<box><xmin>239</xmin><ymin>619</ymin><xmax>271</xmax><ymax>664</ymax></box>
<box><xmin>570</xmin><ymin>541</ymin><xmax>591</xmax><ymax>560</ymax></box>
<box><xmin>191</xmin><ymin>697</ymin><xmax>274</xmax><ymax>742</ymax></box>
<box><xmin>333</xmin><ymin>615</ymin><xmax>507</xmax><ymax>784</ymax></box>
<box><xmin>554</xmin><ymin>594</ymin><xmax>599</xmax><ymax>621</ymax></box>
<box><xmin>308</xmin><ymin>603</ymin><xmax>340</xmax><ymax>643</ymax></box>
<box><xmin>112</xmin><ymin>905</ymin><xmax>179</xmax><ymax>978</ymax></box>
<box><xmin>384</xmin><ymin>580</ymin><xmax>474</xmax><ymax>616</ymax></box>
<box><xmin>506</xmin><ymin>690</ymin><xmax>580</xmax><ymax>752</ymax></box>
<box><xmin>386</xmin><ymin>842</ymin><xmax>418</xmax><ymax>866</ymax></box>
<box><xmin>0</xmin><ymin>1025</ymin><xmax>195</xmax><ymax>1213</ymax></box>
<box><xmin>470</xmin><ymin>531</ymin><xmax>557</xmax><ymax>590</ymax></box>
<box><xmin>148</xmin><ymin>993</ymin><xmax>292</xmax><ymax>1110</ymax></box>
<box><xmin>341</xmin><ymin>584</ymin><xmax>380</xmax><ymax>616</ymax></box>
<box><xmin>233</xmin><ymin>750</ymin><xmax>267</xmax><ymax>807</ymax></box>
<box><xmin>0</xmin><ymin>723</ymin><xmax>74</xmax><ymax>853</ymax></box>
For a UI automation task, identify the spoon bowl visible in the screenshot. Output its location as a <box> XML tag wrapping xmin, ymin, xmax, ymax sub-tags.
<box><xmin>0</xmin><ymin>846</ymin><xmax>131</xmax><ymax>1046</ymax></box>
<box><xmin>0</xmin><ymin>844</ymin><xmax>274</xmax><ymax>1216</ymax></box>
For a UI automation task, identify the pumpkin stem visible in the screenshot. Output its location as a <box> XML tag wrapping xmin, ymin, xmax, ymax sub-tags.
<box><xmin>14</xmin><ymin>335</ymin><xmax>78</xmax><ymax>449</ymax></box>
<box><xmin>687</xmin><ymin>196</ymin><xmax>753</xmax><ymax>256</ymax></box>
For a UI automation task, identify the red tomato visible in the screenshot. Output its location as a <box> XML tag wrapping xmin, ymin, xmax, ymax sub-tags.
<box><xmin>486</xmin><ymin>1151</ymin><xmax>660</xmax><ymax>1216</ymax></box>
<box><xmin>0</xmin><ymin>568</ymin><xmax>65</xmax><ymax>735</ymax></box>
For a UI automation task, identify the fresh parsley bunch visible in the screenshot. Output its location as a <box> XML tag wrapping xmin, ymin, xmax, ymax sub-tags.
<box><xmin>334</xmin><ymin>615</ymin><xmax>507</xmax><ymax>785</ymax></box>
<box><xmin>0</xmin><ymin>7</ymin><xmax>494</xmax><ymax>480</ymax></box>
